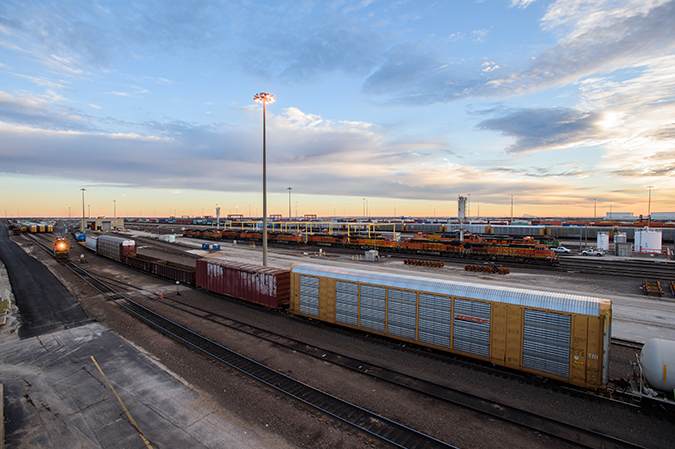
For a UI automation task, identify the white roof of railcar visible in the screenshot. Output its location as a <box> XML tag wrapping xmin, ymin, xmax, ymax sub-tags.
<box><xmin>97</xmin><ymin>235</ymin><xmax>135</xmax><ymax>245</ymax></box>
<box><xmin>291</xmin><ymin>263</ymin><xmax>610</xmax><ymax>317</ymax></box>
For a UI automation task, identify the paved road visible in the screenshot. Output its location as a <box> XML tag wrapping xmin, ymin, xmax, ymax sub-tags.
<box><xmin>0</xmin><ymin>224</ymin><xmax>89</xmax><ymax>338</ymax></box>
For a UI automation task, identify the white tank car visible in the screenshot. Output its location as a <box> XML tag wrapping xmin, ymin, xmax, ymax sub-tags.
<box><xmin>641</xmin><ymin>338</ymin><xmax>675</xmax><ymax>394</ymax></box>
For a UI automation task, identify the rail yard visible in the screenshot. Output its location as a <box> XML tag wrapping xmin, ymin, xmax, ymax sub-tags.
<box><xmin>1</xmin><ymin>220</ymin><xmax>675</xmax><ymax>449</ymax></box>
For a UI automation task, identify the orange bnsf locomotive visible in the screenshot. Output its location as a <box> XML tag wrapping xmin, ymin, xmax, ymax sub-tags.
<box><xmin>53</xmin><ymin>237</ymin><xmax>70</xmax><ymax>259</ymax></box>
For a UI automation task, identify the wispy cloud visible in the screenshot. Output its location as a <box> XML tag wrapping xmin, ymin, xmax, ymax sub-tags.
<box><xmin>476</xmin><ymin>107</ymin><xmax>602</xmax><ymax>154</ymax></box>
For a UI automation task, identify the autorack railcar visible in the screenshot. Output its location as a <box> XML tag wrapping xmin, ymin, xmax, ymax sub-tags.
<box><xmin>289</xmin><ymin>263</ymin><xmax>612</xmax><ymax>390</ymax></box>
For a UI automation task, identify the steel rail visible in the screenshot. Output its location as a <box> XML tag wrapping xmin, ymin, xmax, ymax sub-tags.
<box><xmin>150</xmin><ymin>294</ymin><xmax>648</xmax><ymax>449</ymax></box>
<box><xmin>60</xmin><ymin>260</ymin><xmax>457</xmax><ymax>449</ymax></box>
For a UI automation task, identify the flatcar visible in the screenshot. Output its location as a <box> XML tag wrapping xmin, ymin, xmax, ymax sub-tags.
<box><xmin>53</xmin><ymin>237</ymin><xmax>70</xmax><ymax>259</ymax></box>
<box><xmin>289</xmin><ymin>263</ymin><xmax>612</xmax><ymax>390</ymax></box>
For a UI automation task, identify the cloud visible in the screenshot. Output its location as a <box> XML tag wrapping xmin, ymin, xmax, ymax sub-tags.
<box><xmin>362</xmin><ymin>0</ymin><xmax>675</xmax><ymax>105</ymax></box>
<box><xmin>0</xmin><ymin>99</ymin><xmax>464</xmax><ymax>200</ymax></box>
<box><xmin>476</xmin><ymin>107</ymin><xmax>602</xmax><ymax>153</ymax></box>
<box><xmin>510</xmin><ymin>0</ymin><xmax>538</xmax><ymax>8</ymax></box>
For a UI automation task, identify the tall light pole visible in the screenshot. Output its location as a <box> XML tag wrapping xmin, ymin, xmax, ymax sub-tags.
<box><xmin>510</xmin><ymin>195</ymin><xmax>513</xmax><ymax>224</ymax></box>
<box><xmin>254</xmin><ymin>92</ymin><xmax>275</xmax><ymax>267</ymax></box>
<box><xmin>81</xmin><ymin>188</ymin><xmax>86</xmax><ymax>230</ymax></box>
<box><xmin>594</xmin><ymin>198</ymin><xmax>596</xmax><ymax>219</ymax></box>
<box><xmin>363</xmin><ymin>198</ymin><xmax>366</xmax><ymax>218</ymax></box>
<box><xmin>468</xmin><ymin>194</ymin><xmax>471</xmax><ymax>219</ymax></box>
<box><xmin>647</xmin><ymin>186</ymin><xmax>654</xmax><ymax>227</ymax></box>
<box><xmin>288</xmin><ymin>187</ymin><xmax>292</xmax><ymax>220</ymax></box>
<box><xmin>113</xmin><ymin>199</ymin><xmax>116</xmax><ymax>218</ymax></box>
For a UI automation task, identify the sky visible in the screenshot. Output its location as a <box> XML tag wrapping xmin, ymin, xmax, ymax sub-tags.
<box><xmin>1</xmin><ymin>0</ymin><xmax>674</xmax><ymax>220</ymax></box>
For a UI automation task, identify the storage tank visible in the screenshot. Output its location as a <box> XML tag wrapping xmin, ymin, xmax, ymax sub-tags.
<box><xmin>614</xmin><ymin>231</ymin><xmax>627</xmax><ymax>244</ymax></box>
<box><xmin>597</xmin><ymin>232</ymin><xmax>610</xmax><ymax>251</ymax></box>
<box><xmin>634</xmin><ymin>228</ymin><xmax>662</xmax><ymax>253</ymax></box>
<box><xmin>641</xmin><ymin>338</ymin><xmax>675</xmax><ymax>393</ymax></box>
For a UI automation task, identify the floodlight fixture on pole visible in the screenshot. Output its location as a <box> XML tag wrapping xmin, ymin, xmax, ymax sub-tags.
<box><xmin>254</xmin><ymin>92</ymin><xmax>275</xmax><ymax>267</ymax></box>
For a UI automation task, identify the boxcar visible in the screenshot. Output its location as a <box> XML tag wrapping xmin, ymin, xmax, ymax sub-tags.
<box><xmin>96</xmin><ymin>235</ymin><xmax>136</xmax><ymax>262</ymax></box>
<box><xmin>196</xmin><ymin>259</ymin><xmax>290</xmax><ymax>308</ymax></box>
<box><xmin>289</xmin><ymin>263</ymin><xmax>612</xmax><ymax>390</ymax></box>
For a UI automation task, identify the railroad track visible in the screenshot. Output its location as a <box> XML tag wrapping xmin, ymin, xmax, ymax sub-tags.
<box><xmin>56</xmin><ymin>260</ymin><xmax>458</xmax><ymax>449</ymax></box>
<box><xmin>139</xmin><ymin>293</ymin><xmax>647</xmax><ymax>449</ymax></box>
<box><xmin>25</xmin><ymin>233</ymin><xmax>661</xmax><ymax>447</ymax></box>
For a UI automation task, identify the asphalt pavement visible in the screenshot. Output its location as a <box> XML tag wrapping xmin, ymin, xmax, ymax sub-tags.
<box><xmin>0</xmin><ymin>225</ymin><xmax>281</xmax><ymax>448</ymax></box>
<box><xmin>0</xmin><ymin>224</ymin><xmax>89</xmax><ymax>338</ymax></box>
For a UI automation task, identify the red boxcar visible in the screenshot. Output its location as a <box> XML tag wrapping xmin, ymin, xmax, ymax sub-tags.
<box><xmin>196</xmin><ymin>259</ymin><xmax>290</xmax><ymax>308</ymax></box>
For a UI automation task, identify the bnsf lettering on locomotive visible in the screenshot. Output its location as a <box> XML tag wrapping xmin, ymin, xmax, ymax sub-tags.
<box><xmin>455</xmin><ymin>314</ymin><xmax>489</xmax><ymax>324</ymax></box>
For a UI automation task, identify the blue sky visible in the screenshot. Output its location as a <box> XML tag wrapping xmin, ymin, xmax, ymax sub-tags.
<box><xmin>1</xmin><ymin>0</ymin><xmax>674</xmax><ymax>219</ymax></box>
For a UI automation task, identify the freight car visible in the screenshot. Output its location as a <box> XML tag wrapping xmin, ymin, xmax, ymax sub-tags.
<box><xmin>95</xmin><ymin>235</ymin><xmax>136</xmax><ymax>262</ymax></box>
<box><xmin>289</xmin><ymin>263</ymin><xmax>612</xmax><ymax>390</ymax></box>
<box><xmin>196</xmin><ymin>259</ymin><xmax>290</xmax><ymax>307</ymax></box>
<box><xmin>53</xmin><ymin>237</ymin><xmax>70</xmax><ymax>259</ymax></box>
<box><xmin>72</xmin><ymin>229</ymin><xmax>86</xmax><ymax>244</ymax></box>
<box><xmin>126</xmin><ymin>253</ymin><xmax>196</xmax><ymax>285</ymax></box>
<box><xmin>82</xmin><ymin>234</ymin><xmax>196</xmax><ymax>285</ymax></box>
<box><xmin>634</xmin><ymin>338</ymin><xmax>675</xmax><ymax>404</ymax></box>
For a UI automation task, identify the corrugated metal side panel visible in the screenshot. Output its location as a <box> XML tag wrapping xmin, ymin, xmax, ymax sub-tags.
<box><xmin>290</xmin><ymin>263</ymin><xmax>606</xmax><ymax>316</ymax></box>
<box><xmin>452</xmin><ymin>299</ymin><xmax>491</xmax><ymax>358</ymax></box>
<box><xmin>85</xmin><ymin>236</ymin><xmax>97</xmax><ymax>252</ymax></box>
<box><xmin>96</xmin><ymin>237</ymin><xmax>121</xmax><ymax>261</ymax></box>
<box><xmin>360</xmin><ymin>284</ymin><xmax>386</xmax><ymax>333</ymax></box>
<box><xmin>335</xmin><ymin>281</ymin><xmax>358</xmax><ymax>326</ymax></box>
<box><xmin>418</xmin><ymin>293</ymin><xmax>451</xmax><ymax>348</ymax></box>
<box><xmin>386</xmin><ymin>288</ymin><xmax>416</xmax><ymax>340</ymax></box>
<box><xmin>299</xmin><ymin>275</ymin><xmax>319</xmax><ymax>316</ymax></box>
<box><xmin>196</xmin><ymin>259</ymin><xmax>289</xmax><ymax>307</ymax></box>
<box><xmin>522</xmin><ymin>309</ymin><xmax>571</xmax><ymax>378</ymax></box>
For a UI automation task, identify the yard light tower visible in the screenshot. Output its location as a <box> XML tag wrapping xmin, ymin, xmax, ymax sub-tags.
<box><xmin>510</xmin><ymin>195</ymin><xmax>514</xmax><ymax>224</ymax></box>
<box><xmin>288</xmin><ymin>187</ymin><xmax>292</xmax><ymax>220</ymax></box>
<box><xmin>254</xmin><ymin>92</ymin><xmax>275</xmax><ymax>267</ymax></box>
<box><xmin>81</xmin><ymin>188</ymin><xmax>86</xmax><ymax>230</ymax></box>
<box><xmin>647</xmin><ymin>186</ymin><xmax>654</xmax><ymax>227</ymax></box>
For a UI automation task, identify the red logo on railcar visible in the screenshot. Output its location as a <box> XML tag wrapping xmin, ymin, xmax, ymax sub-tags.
<box><xmin>455</xmin><ymin>314</ymin><xmax>489</xmax><ymax>324</ymax></box>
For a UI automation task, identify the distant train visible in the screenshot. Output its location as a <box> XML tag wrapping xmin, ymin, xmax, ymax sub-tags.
<box><xmin>82</xmin><ymin>234</ymin><xmax>196</xmax><ymax>285</ymax></box>
<box><xmin>182</xmin><ymin>228</ymin><xmax>560</xmax><ymax>265</ymax></box>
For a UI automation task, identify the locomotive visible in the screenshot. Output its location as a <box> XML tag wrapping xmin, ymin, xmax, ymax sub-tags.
<box><xmin>53</xmin><ymin>237</ymin><xmax>70</xmax><ymax>259</ymax></box>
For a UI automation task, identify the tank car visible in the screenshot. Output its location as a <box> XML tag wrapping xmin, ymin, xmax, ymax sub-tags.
<box><xmin>633</xmin><ymin>338</ymin><xmax>675</xmax><ymax>404</ymax></box>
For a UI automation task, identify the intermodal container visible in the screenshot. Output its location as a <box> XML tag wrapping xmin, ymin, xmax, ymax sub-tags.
<box><xmin>96</xmin><ymin>235</ymin><xmax>136</xmax><ymax>262</ymax></box>
<box><xmin>196</xmin><ymin>259</ymin><xmax>290</xmax><ymax>308</ymax></box>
